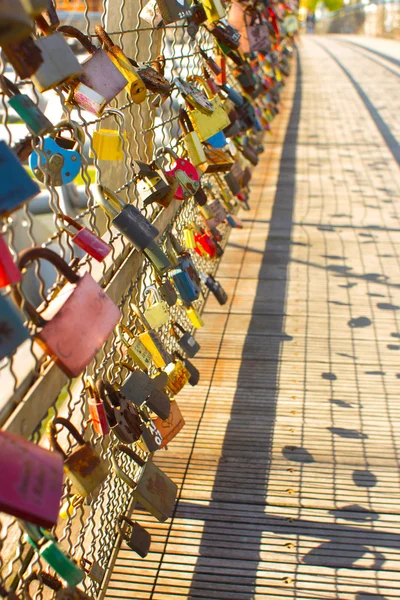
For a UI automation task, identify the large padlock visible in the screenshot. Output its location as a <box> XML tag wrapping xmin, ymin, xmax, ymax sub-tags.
<box><xmin>112</xmin><ymin>445</ymin><xmax>177</xmax><ymax>522</ymax></box>
<box><xmin>186</xmin><ymin>75</ymin><xmax>230</xmax><ymax>142</ymax></box>
<box><xmin>0</xmin><ymin>141</ymin><xmax>40</xmax><ymax>216</ymax></box>
<box><xmin>163</xmin><ymin>360</ymin><xmax>191</xmax><ymax>395</ymax></box>
<box><xmin>117</xmin><ymin>515</ymin><xmax>151</xmax><ymax>558</ymax></box>
<box><xmin>143</xmin><ymin>285</ymin><xmax>170</xmax><ymax>329</ymax></box>
<box><xmin>132</xmin><ymin>159</ymin><xmax>171</xmax><ymax>208</ymax></box>
<box><xmin>119</xmin><ymin>362</ymin><xmax>171</xmax><ymax>420</ymax></box>
<box><xmin>130</xmin><ymin>305</ymin><xmax>172</xmax><ymax>368</ymax></box>
<box><xmin>85</xmin><ymin>376</ymin><xmax>110</xmax><ymax>436</ymax></box>
<box><xmin>14</xmin><ymin>248</ymin><xmax>120</xmax><ymax>377</ymax></box>
<box><xmin>199</xmin><ymin>0</ymin><xmax>225</xmax><ymax>23</ymax></box>
<box><xmin>49</xmin><ymin>417</ymin><xmax>108</xmax><ymax>498</ymax></box>
<box><xmin>96</xmin><ymin>379</ymin><xmax>142</xmax><ymax>444</ymax></box>
<box><xmin>58</xmin><ymin>25</ymin><xmax>128</xmax><ymax>115</ymax></box>
<box><xmin>0</xmin><ymin>235</ymin><xmax>21</xmax><ymax>288</ymax></box>
<box><xmin>58</xmin><ymin>213</ymin><xmax>112</xmax><ymax>262</ymax></box>
<box><xmin>170</xmin><ymin>322</ymin><xmax>200</xmax><ymax>357</ymax></box>
<box><xmin>95</xmin><ymin>26</ymin><xmax>147</xmax><ymax>104</ymax></box>
<box><xmin>0</xmin><ymin>295</ymin><xmax>29</xmax><ymax>361</ymax></box>
<box><xmin>91</xmin><ymin>108</ymin><xmax>128</xmax><ymax>161</ymax></box>
<box><xmin>155</xmin><ymin>148</ymin><xmax>200</xmax><ymax>201</ymax></box>
<box><xmin>29</xmin><ymin>121</ymin><xmax>84</xmax><ymax>187</ymax></box>
<box><xmin>117</xmin><ymin>325</ymin><xmax>152</xmax><ymax>372</ymax></box>
<box><xmin>0</xmin><ymin>430</ymin><xmax>63</xmax><ymax>529</ymax></box>
<box><xmin>173</xmin><ymin>351</ymin><xmax>200</xmax><ymax>386</ymax></box>
<box><xmin>0</xmin><ymin>76</ymin><xmax>53</xmax><ymax>137</ymax></box>
<box><xmin>179</xmin><ymin>108</ymin><xmax>207</xmax><ymax>168</ymax></box>
<box><xmin>21</xmin><ymin>522</ymin><xmax>84</xmax><ymax>587</ymax></box>
<box><xmin>94</xmin><ymin>184</ymin><xmax>172</xmax><ymax>275</ymax></box>
<box><xmin>0</xmin><ymin>0</ymin><xmax>33</xmax><ymax>44</ymax></box>
<box><xmin>200</xmin><ymin>272</ymin><xmax>228</xmax><ymax>305</ymax></box>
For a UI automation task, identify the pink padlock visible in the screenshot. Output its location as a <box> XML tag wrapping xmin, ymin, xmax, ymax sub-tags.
<box><xmin>58</xmin><ymin>213</ymin><xmax>111</xmax><ymax>262</ymax></box>
<box><xmin>0</xmin><ymin>234</ymin><xmax>21</xmax><ymax>288</ymax></box>
<box><xmin>0</xmin><ymin>430</ymin><xmax>64</xmax><ymax>529</ymax></box>
<box><xmin>155</xmin><ymin>147</ymin><xmax>200</xmax><ymax>201</ymax></box>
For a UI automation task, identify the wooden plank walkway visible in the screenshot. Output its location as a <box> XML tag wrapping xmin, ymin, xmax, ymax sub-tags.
<box><xmin>106</xmin><ymin>36</ymin><xmax>400</xmax><ymax>599</ymax></box>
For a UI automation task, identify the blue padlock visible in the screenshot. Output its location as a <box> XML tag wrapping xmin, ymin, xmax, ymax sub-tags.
<box><xmin>169</xmin><ymin>253</ymin><xmax>201</xmax><ymax>305</ymax></box>
<box><xmin>0</xmin><ymin>294</ymin><xmax>30</xmax><ymax>360</ymax></box>
<box><xmin>0</xmin><ymin>142</ymin><xmax>40</xmax><ymax>215</ymax></box>
<box><xmin>206</xmin><ymin>130</ymin><xmax>228</xmax><ymax>149</ymax></box>
<box><xmin>29</xmin><ymin>121</ymin><xmax>84</xmax><ymax>187</ymax></box>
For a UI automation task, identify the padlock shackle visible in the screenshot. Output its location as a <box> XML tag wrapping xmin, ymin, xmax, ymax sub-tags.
<box><xmin>48</xmin><ymin>417</ymin><xmax>86</xmax><ymax>460</ymax></box>
<box><xmin>111</xmin><ymin>444</ymin><xmax>145</xmax><ymax>489</ymax></box>
<box><xmin>130</xmin><ymin>304</ymin><xmax>152</xmax><ymax>333</ymax></box>
<box><xmin>149</xmin><ymin>55</ymin><xmax>166</xmax><ymax>75</ymax></box>
<box><xmin>57</xmin><ymin>213</ymin><xmax>84</xmax><ymax>237</ymax></box>
<box><xmin>171</xmin><ymin>321</ymin><xmax>186</xmax><ymax>338</ymax></box>
<box><xmin>0</xmin><ymin>75</ymin><xmax>20</xmax><ymax>98</ymax></box>
<box><xmin>93</xmin><ymin>184</ymin><xmax>127</xmax><ymax>220</ymax></box>
<box><xmin>58</xmin><ymin>25</ymin><xmax>99</xmax><ymax>55</ymax></box>
<box><xmin>117</xmin><ymin>324</ymin><xmax>135</xmax><ymax>349</ymax></box>
<box><xmin>94</xmin><ymin>24</ymin><xmax>116</xmax><ymax>50</ymax></box>
<box><xmin>155</xmin><ymin>147</ymin><xmax>179</xmax><ymax>164</ymax></box>
<box><xmin>13</xmin><ymin>247</ymin><xmax>80</xmax><ymax>327</ymax></box>
<box><xmin>178</xmin><ymin>108</ymin><xmax>194</xmax><ymax>135</ymax></box>
<box><xmin>187</xmin><ymin>74</ymin><xmax>213</xmax><ymax>99</ymax></box>
<box><xmin>53</xmin><ymin>119</ymin><xmax>86</xmax><ymax>145</ymax></box>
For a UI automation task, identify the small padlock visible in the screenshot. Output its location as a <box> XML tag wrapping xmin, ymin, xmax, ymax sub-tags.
<box><xmin>58</xmin><ymin>213</ymin><xmax>112</xmax><ymax>262</ymax></box>
<box><xmin>132</xmin><ymin>159</ymin><xmax>171</xmax><ymax>208</ymax></box>
<box><xmin>58</xmin><ymin>25</ymin><xmax>128</xmax><ymax>116</ymax></box>
<box><xmin>85</xmin><ymin>376</ymin><xmax>110</xmax><ymax>436</ymax></box>
<box><xmin>48</xmin><ymin>417</ymin><xmax>108</xmax><ymax>498</ymax></box>
<box><xmin>0</xmin><ymin>76</ymin><xmax>53</xmax><ymax>137</ymax></box>
<box><xmin>0</xmin><ymin>295</ymin><xmax>30</xmax><ymax>361</ymax></box>
<box><xmin>183</xmin><ymin>226</ymin><xmax>196</xmax><ymax>250</ymax></box>
<box><xmin>59</xmin><ymin>494</ymin><xmax>84</xmax><ymax>520</ymax></box>
<box><xmin>179</xmin><ymin>108</ymin><xmax>207</xmax><ymax>168</ymax></box>
<box><xmin>139</xmin><ymin>411</ymin><xmax>164</xmax><ymax>452</ymax></box>
<box><xmin>0</xmin><ymin>141</ymin><xmax>40</xmax><ymax>216</ymax></box>
<box><xmin>112</xmin><ymin>445</ymin><xmax>177</xmax><ymax>522</ymax></box>
<box><xmin>202</xmin><ymin>198</ymin><xmax>228</xmax><ymax>230</ymax></box>
<box><xmin>143</xmin><ymin>285</ymin><xmax>170</xmax><ymax>329</ymax></box>
<box><xmin>96</xmin><ymin>379</ymin><xmax>142</xmax><ymax>445</ymax></box>
<box><xmin>200</xmin><ymin>0</ymin><xmax>225</xmax><ymax>23</ymax></box>
<box><xmin>173</xmin><ymin>351</ymin><xmax>200</xmax><ymax>386</ymax></box>
<box><xmin>155</xmin><ymin>148</ymin><xmax>200</xmax><ymax>200</ymax></box>
<box><xmin>167</xmin><ymin>235</ymin><xmax>201</xmax><ymax>304</ymax></box>
<box><xmin>153</xmin><ymin>398</ymin><xmax>185</xmax><ymax>448</ymax></box>
<box><xmin>119</xmin><ymin>362</ymin><xmax>171</xmax><ymax>420</ymax></box>
<box><xmin>170</xmin><ymin>322</ymin><xmax>200</xmax><ymax>357</ymax></box>
<box><xmin>91</xmin><ymin>108</ymin><xmax>128</xmax><ymax>161</ymax></box>
<box><xmin>0</xmin><ymin>235</ymin><xmax>21</xmax><ymax>288</ymax></box>
<box><xmin>117</xmin><ymin>325</ymin><xmax>153</xmax><ymax>372</ymax></box>
<box><xmin>21</xmin><ymin>522</ymin><xmax>84</xmax><ymax>587</ymax></box>
<box><xmin>163</xmin><ymin>360</ymin><xmax>191</xmax><ymax>395</ymax></box>
<box><xmin>154</xmin><ymin>271</ymin><xmax>178</xmax><ymax>307</ymax></box>
<box><xmin>185</xmin><ymin>304</ymin><xmax>204</xmax><ymax>329</ymax></box>
<box><xmin>131</xmin><ymin>304</ymin><xmax>172</xmax><ymax>368</ymax></box>
<box><xmin>29</xmin><ymin>121</ymin><xmax>84</xmax><ymax>187</ymax></box>
<box><xmin>197</xmin><ymin>45</ymin><xmax>222</xmax><ymax>76</ymax></box>
<box><xmin>199</xmin><ymin>146</ymin><xmax>234</xmax><ymax>174</ymax></box>
<box><xmin>154</xmin><ymin>0</ymin><xmax>192</xmax><ymax>23</ymax></box>
<box><xmin>94</xmin><ymin>184</ymin><xmax>172</xmax><ymax>275</ymax></box>
<box><xmin>194</xmin><ymin>228</ymin><xmax>217</xmax><ymax>259</ymax></box>
<box><xmin>117</xmin><ymin>515</ymin><xmax>151</xmax><ymax>558</ymax></box>
<box><xmin>200</xmin><ymin>272</ymin><xmax>228</xmax><ymax>305</ymax></box>
<box><xmin>95</xmin><ymin>26</ymin><xmax>147</xmax><ymax>104</ymax></box>
<box><xmin>80</xmin><ymin>558</ymin><xmax>105</xmax><ymax>585</ymax></box>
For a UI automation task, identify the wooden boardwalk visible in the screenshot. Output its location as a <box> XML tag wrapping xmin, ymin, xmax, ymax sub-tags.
<box><xmin>106</xmin><ymin>37</ymin><xmax>400</xmax><ymax>599</ymax></box>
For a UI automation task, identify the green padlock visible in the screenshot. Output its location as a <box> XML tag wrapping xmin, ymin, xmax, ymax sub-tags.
<box><xmin>0</xmin><ymin>76</ymin><xmax>53</xmax><ymax>136</ymax></box>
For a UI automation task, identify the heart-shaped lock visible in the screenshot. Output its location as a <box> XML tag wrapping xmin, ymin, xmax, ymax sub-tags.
<box><xmin>155</xmin><ymin>148</ymin><xmax>200</xmax><ymax>200</ymax></box>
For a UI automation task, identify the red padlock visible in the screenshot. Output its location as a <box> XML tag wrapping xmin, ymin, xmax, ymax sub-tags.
<box><xmin>58</xmin><ymin>213</ymin><xmax>112</xmax><ymax>262</ymax></box>
<box><xmin>202</xmin><ymin>67</ymin><xmax>219</xmax><ymax>95</ymax></box>
<box><xmin>86</xmin><ymin>376</ymin><xmax>110</xmax><ymax>436</ymax></box>
<box><xmin>155</xmin><ymin>148</ymin><xmax>200</xmax><ymax>201</ymax></box>
<box><xmin>194</xmin><ymin>230</ymin><xmax>217</xmax><ymax>258</ymax></box>
<box><xmin>214</xmin><ymin>54</ymin><xmax>227</xmax><ymax>86</ymax></box>
<box><xmin>0</xmin><ymin>234</ymin><xmax>21</xmax><ymax>288</ymax></box>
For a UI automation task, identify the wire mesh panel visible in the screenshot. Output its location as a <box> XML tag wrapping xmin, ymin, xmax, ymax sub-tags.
<box><xmin>0</xmin><ymin>0</ymin><xmax>296</xmax><ymax>597</ymax></box>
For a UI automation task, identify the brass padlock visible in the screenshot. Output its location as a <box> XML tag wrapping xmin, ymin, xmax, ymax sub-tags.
<box><xmin>48</xmin><ymin>417</ymin><xmax>108</xmax><ymax>498</ymax></box>
<box><xmin>143</xmin><ymin>285</ymin><xmax>170</xmax><ymax>329</ymax></box>
<box><xmin>132</xmin><ymin>159</ymin><xmax>172</xmax><ymax>208</ymax></box>
<box><xmin>131</xmin><ymin>304</ymin><xmax>172</xmax><ymax>368</ymax></box>
<box><xmin>117</xmin><ymin>324</ymin><xmax>153</xmax><ymax>372</ymax></box>
<box><xmin>186</xmin><ymin>75</ymin><xmax>230</xmax><ymax>142</ymax></box>
<box><xmin>117</xmin><ymin>515</ymin><xmax>151</xmax><ymax>558</ymax></box>
<box><xmin>112</xmin><ymin>445</ymin><xmax>177</xmax><ymax>522</ymax></box>
<box><xmin>179</xmin><ymin>108</ymin><xmax>207</xmax><ymax>167</ymax></box>
<box><xmin>164</xmin><ymin>359</ymin><xmax>191</xmax><ymax>395</ymax></box>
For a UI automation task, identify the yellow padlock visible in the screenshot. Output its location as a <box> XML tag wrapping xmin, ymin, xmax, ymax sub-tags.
<box><xmin>143</xmin><ymin>285</ymin><xmax>170</xmax><ymax>329</ymax></box>
<box><xmin>95</xmin><ymin>25</ymin><xmax>147</xmax><ymax>104</ymax></box>
<box><xmin>183</xmin><ymin>226</ymin><xmax>196</xmax><ymax>250</ymax></box>
<box><xmin>117</xmin><ymin>324</ymin><xmax>153</xmax><ymax>372</ymax></box>
<box><xmin>91</xmin><ymin>108</ymin><xmax>127</xmax><ymax>161</ymax></box>
<box><xmin>200</xmin><ymin>0</ymin><xmax>225</xmax><ymax>23</ymax></box>
<box><xmin>185</xmin><ymin>304</ymin><xmax>204</xmax><ymax>329</ymax></box>
<box><xmin>132</xmin><ymin>304</ymin><xmax>172</xmax><ymax>368</ymax></box>
<box><xmin>164</xmin><ymin>360</ymin><xmax>191</xmax><ymax>395</ymax></box>
<box><xmin>179</xmin><ymin>108</ymin><xmax>207</xmax><ymax>167</ymax></box>
<box><xmin>186</xmin><ymin>75</ymin><xmax>230</xmax><ymax>142</ymax></box>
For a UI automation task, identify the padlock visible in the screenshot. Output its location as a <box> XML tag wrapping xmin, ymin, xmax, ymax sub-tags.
<box><xmin>174</xmin><ymin>77</ymin><xmax>214</xmax><ymax>115</ymax></box>
<box><xmin>117</xmin><ymin>515</ymin><xmax>151</xmax><ymax>558</ymax></box>
<box><xmin>0</xmin><ymin>430</ymin><xmax>63</xmax><ymax>529</ymax></box>
<box><xmin>0</xmin><ymin>295</ymin><xmax>30</xmax><ymax>361</ymax></box>
<box><xmin>0</xmin><ymin>142</ymin><xmax>40</xmax><ymax>216</ymax></box>
<box><xmin>170</xmin><ymin>322</ymin><xmax>200</xmax><ymax>357</ymax></box>
<box><xmin>132</xmin><ymin>159</ymin><xmax>171</xmax><ymax>208</ymax></box>
<box><xmin>96</xmin><ymin>379</ymin><xmax>142</xmax><ymax>444</ymax></box>
<box><xmin>0</xmin><ymin>76</ymin><xmax>53</xmax><ymax>137</ymax></box>
<box><xmin>80</xmin><ymin>558</ymin><xmax>105</xmax><ymax>585</ymax></box>
<box><xmin>130</xmin><ymin>305</ymin><xmax>172</xmax><ymax>368</ymax></box>
<box><xmin>25</xmin><ymin>571</ymin><xmax>93</xmax><ymax>600</ymax></box>
<box><xmin>143</xmin><ymin>285</ymin><xmax>170</xmax><ymax>329</ymax></box>
<box><xmin>49</xmin><ymin>418</ymin><xmax>108</xmax><ymax>498</ymax></box>
<box><xmin>208</xmin><ymin>22</ymin><xmax>241</xmax><ymax>51</ymax></box>
<box><xmin>194</xmin><ymin>229</ymin><xmax>217</xmax><ymax>259</ymax></box>
<box><xmin>2</xmin><ymin>35</ymin><xmax>43</xmax><ymax>79</ymax></box>
<box><xmin>155</xmin><ymin>148</ymin><xmax>200</xmax><ymax>200</ymax></box>
<box><xmin>155</xmin><ymin>0</ymin><xmax>192</xmax><ymax>23</ymax></box>
<box><xmin>0</xmin><ymin>235</ymin><xmax>21</xmax><ymax>288</ymax></box>
<box><xmin>153</xmin><ymin>398</ymin><xmax>185</xmax><ymax>448</ymax></box>
<box><xmin>186</xmin><ymin>75</ymin><xmax>230</xmax><ymax>142</ymax></box>
<box><xmin>59</xmin><ymin>494</ymin><xmax>84</xmax><ymax>520</ymax></box>
<box><xmin>236</xmin><ymin>140</ymin><xmax>259</xmax><ymax>165</ymax></box>
<box><xmin>119</xmin><ymin>363</ymin><xmax>171</xmax><ymax>420</ymax></box>
<box><xmin>95</xmin><ymin>26</ymin><xmax>146</xmax><ymax>104</ymax></box>
<box><xmin>85</xmin><ymin>376</ymin><xmax>110</xmax><ymax>436</ymax></box>
<box><xmin>201</xmin><ymin>198</ymin><xmax>227</xmax><ymax>230</ymax></box>
<box><xmin>14</xmin><ymin>248</ymin><xmax>120</xmax><ymax>377</ymax></box>
<box><xmin>199</xmin><ymin>146</ymin><xmax>234</xmax><ymax>174</ymax></box>
<box><xmin>21</xmin><ymin>522</ymin><xmax>84</xmax><ymax>587</ymax></box>
<box><xmin>197</xmin><ymin>45</ymin><xmax>222</xmax><ymax>76</ymax></box>
<box><xmin>167</xmin><ymin>234</ymin><xmax>201</xmax><ymax>304</ymax></box>
<box><xmin>200</xmin><ymin>0</ymin><xmax>225</xmax><ymax>23</ymax></box>
<box><xmin>117</xmin><ymin>325</ymin><xmax>153</xmax><ymax>372</ymax></box>
<box><xmin>58</xmin><ymin>213</ymin><xmax>112</xmax><ymax>262</ymax></box>
<box><xmin>178</xmin><ymin>108</ymin><xmax>207</xmax><ymax>168</ymax></box>
<box><xmin>112</xmin><ymin>445</ymin><xmax>177</xmax><ymax>522</ymax></box>
<box><xmin>58</xmin><ymin>25</ymin><xmax>128</xmax><ymax>116</ymax></box>
<box><xmin>154</xmin><ymin>271</ymin><xmax>178</xmax><ymax>307</ymax></box>
<box><xmin>183</xmin><ymin>226</ymin><xmax>196</xmax><ymax>250</ymax></box>
<box><xmin>91</xmin><ymin>108</ymin><xmax>128</xmax><ymax>161</ymax></box>
<box><xmin>0</xmin><ymin>0</ymin><xmax>33</xmax><ymax>44</ymax></box>
<box><xmin>185</xmin><ymin>305</ymin><xmax>204</xmax><ymax>329</ymax></box>
<box><xmin>94</xmin><ymin>184</ymin><xmax>172</xmax><ymax>275</ymax></box>
<box><xmin>163</xmin><ymin>360</ymin><xmax>190</xmax><ymax>395</ymax></box>
<box><xmin>138</xmin><ymin>411</ymin><xmax>164</xmax><ymax>452</ymax></box>
<box><xmin>173</xmin><ymin>351</ymin><xmax>200</xmax><ymax>386</ymax></box>
<box><xmin>29</xmin><ymin>121</ymin><xmax>84</xmax><ymax>187</ymax></box>
<box><xmin>200</xmin><ymin>272</ymin><xmax>228</xmax><ymax>305</ymax></box>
